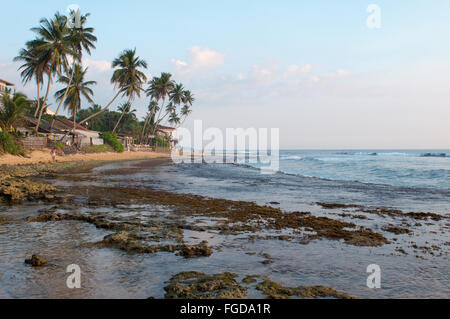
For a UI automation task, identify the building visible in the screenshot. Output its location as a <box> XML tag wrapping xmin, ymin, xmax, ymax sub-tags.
<box><xmin>155</xmin><ymin>125</ymin><xmax>177</xmax><ymax>147</ymax></box>
<box><xmin>14</xmin><ymin>117</ymin><xmax>103</xmax><ymax>146</ymax></box>
<box><xmin>51</xmin><ymin>118</ymin><xmax>103</xmax><ymax>145</ymax></box>
<box><xmin>0</xmin><ymin>78</ymin><xmax>14</xmax><ymax>97</ymax></box>
<box><xmin>14</xmin><ymin>117</ymin><xmax>65</xmax><ymax>137</ymax></box>
<box><xmin>0</xmin><ymin>78</ymin><xmax>15</xmax><ymax>108</ymax></box>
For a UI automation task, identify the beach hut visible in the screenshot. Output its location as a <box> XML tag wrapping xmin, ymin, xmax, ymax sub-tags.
<box><xmin>51</xmin><ymin>118</ymin><xmax>103</xmax><ymax>146</ymax></box>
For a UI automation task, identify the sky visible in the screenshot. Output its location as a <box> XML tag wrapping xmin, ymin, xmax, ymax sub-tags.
<box><xmin>1</xmin><ymin>0</ymin><xmax>450</xmax><ymax>149</ymax></box>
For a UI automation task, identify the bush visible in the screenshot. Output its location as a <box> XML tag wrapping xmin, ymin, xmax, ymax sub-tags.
<box><xmin>100</xmin><ymin>132</ymin><xmax>124</xmax><ymax>153</ymax></box>
<box><xmin>0</xmin><ymin>130</ymin><xmax>25</xmax><ymax>156</ymax></box>
<box><xmin>152</xmin><ymin>136</ymin><xmax>170</xmax><ymax>147</ymax></box>
<box><xmin>81</xmin><ymin>144</ymin><xmax>114</xmax><ymax>154</ymax></box>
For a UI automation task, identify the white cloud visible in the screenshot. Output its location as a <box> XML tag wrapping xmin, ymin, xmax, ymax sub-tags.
<box><xmin>284</xmin><ymin>64</ymin><xmax>312</xmax><ymax>75</ymax></box>
<box><xmin>189</xmin><ymin>46</ymin><xmax>225</xmax><ymax>68</ymax></box>
<box><xmin>336</xmin><ymin>69</ymin><xmax>350</xmax><ymax>77</ymax></box>
<box><xmin>83</xmin><ymin>58</ymin><xmax>111</xmax><ymax>72</ymax></box>
<box><xmin>171</xmin><ymin>46</ymin><xmax>225</xmax><ymax>74</ymax></box>
<box><xmin>250</xmin><ymin>65</ymin><xmax>274</xmax><ymax>82</ymax></box>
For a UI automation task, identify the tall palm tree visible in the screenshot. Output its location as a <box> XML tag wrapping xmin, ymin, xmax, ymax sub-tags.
<box><xmin>28</xmin><ymin>13</ymin><xmax>76</xmax><ymax>134</ymax></box>
<box><xmin>51</xmin><ymin>12</ymin><xmax>97</xmax><ymax>130</ymax></box>
<box><xmin>54</xmin><ymin>64</ymin><xmax>96</xmax><ymax>131</ymax></box>
<box><xmin>146</xmin><ymin>72</ymin><xmax>174</xmax><ymax>135</ymax></box>
<box><xmin>140</xmin><ymin>100</ymin><xmax>158</xmax><ymax>144</ymax></box>
<box><xmin>14</xmin><ymin>43</ymin><xmax>48</xmax><ymax>118</ymax></box>
<box><xmin>183</xmin><ymin>90</ymin><xmax>194</xmax><ymax>107</ymax></box>
<box><xmin>0</xmin><ymin>92</ymin><xmax>30</xmax><ymax>132</ymax></box>
<box><xmin>179</xmin><ymin>90</ymin><xmax>194</xmax><ymax>126</ymax></box>
<box><xmin>170</xmin><ymin>83</ymin><xmax>185</xmax><ymax>107</ymax></box>
<box><xmin>179</xmin><ymin>104</ymin><xmax>192</xmax><ymax>126</ymax></box>
<box><xmin>168</xmin><ymin>111</ymin><xmax>180</xmax><ymax>127</ymax></box>
<box><xmin>77</xmin><ymin>48</ymin><xmax>148</xmax><ymax>126</ymax></box>
<box><xmin>112</xmin><ymin>101</ymin><xmax>132</xmax><ymax>133</ymax></box>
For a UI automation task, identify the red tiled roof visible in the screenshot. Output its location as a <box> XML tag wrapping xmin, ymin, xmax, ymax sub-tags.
<box><xmin>54</xmin><ymin>118</ymin><xmax>89</xmax><ymax>131</ymax></box>
<box><xmin>157</xmin><ymin>125</ymin><xmax>175</xmax><ymax>131</ymax></box>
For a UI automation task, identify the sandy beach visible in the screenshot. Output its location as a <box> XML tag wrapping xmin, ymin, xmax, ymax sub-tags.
<box><xmin>0</xmin><ymin>150</ymin><xmax>171</xmax><ymax>166</ymax></box>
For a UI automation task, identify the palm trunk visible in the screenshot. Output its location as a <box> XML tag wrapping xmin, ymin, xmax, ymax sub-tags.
<box><xmin>112</xmin><ymin>103</ymin><xmax>128</xmax><ymax>133</ymax></box>
<box><xmin>139</xmin><ymin>116</ymin><xmax>150</xmax><ymax>144</ymax></box>
<box><xmin>78</xmin><ymin>91</ymin><xmax>121</xmax><ymax>126</ymax></box>
<box><xmin>149</xmin><ymin>97</ymin><xmax>165</xmax><ymax>137</ymax></box>
<box><xmin>35</xmin><ymin>73</ymin><xmax>52</xmax><ymax>135</ymax></box>
<box><xmin>51</xmin><ymin>62</ymin><xmax>76</xmax><ymax>130</ymax></box>
<box><xmin>73</xmin><ymin>104</ymin><xmax>77</xmax><ymax>132</ymax></box>
<box><xmin>34</xmin><ymin>78</ymin><xmax>41</xmax><ymax>118</ymax></box>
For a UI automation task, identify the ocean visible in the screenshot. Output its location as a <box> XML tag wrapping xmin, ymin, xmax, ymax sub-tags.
<box><xmin>1</xmin><ymin>153</ymin><xmax>448</xmax><ymax>298</ymax></box>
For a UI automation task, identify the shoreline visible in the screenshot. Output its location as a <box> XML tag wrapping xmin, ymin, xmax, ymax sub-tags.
<box><xmin>0</xmin><ymin>150</ymin><xmax>171</xmax><ymax>167</ymax></box>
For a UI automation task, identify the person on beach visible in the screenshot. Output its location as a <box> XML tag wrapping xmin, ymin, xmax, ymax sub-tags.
<box><xmin>50</xmin><ymin>148</ymin><xmax>57</xmax><ymax>163</ymax></box>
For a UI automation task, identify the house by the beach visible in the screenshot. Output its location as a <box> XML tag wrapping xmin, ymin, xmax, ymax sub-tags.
<box><xmin>14</xmin><ymin>117</ymin><xmax>65</xmax><ymax>137</ymax></box>
<box><xmin>0</xmin><ymin>78</ymin><xmax>15</xmax><ymax>108</ymax></box>
<box><xmin>51</xmin><ymin>118</ymin><xmax>103</xmax><ymax>146</ymax></box>
<box><xmin>14</xmin><ymin>117</ymin><xmax>103</xmax><ymax>146</ymax></box>
<box><xmin>155</xmin><ymin>125</ymin><xmax>177</xmax><ymax>147</ymax></box>
<box><xmin>0</xmin><ymin>78</ymin><xmax>14</xmax><ymax>97</ymax></box>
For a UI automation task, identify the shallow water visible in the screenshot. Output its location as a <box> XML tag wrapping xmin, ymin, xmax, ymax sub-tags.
<box><xmin>0</xmin><ymin>159</ymin><xmax>449</xmax><ymax>299</ymax></box>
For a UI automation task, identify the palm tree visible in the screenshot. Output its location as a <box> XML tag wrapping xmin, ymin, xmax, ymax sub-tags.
<box><xmin>179</xmin><ymin>90</ymin><xmax>194</xmax><ymax>126</ymax></box>
<box><xmin>76</xmin><ymin>48</ymin><xmax>148</xmax><ymax>126</ymax></box>
<box><xmin>51</xmin><ymin>12</ymin><xmax>97</xmax><ymax>130</ymax></box>
<box><xmin>54</xmin><ymin>64</ymin><xmax>96</xmax><ymax>131</ymax></box>
<box><xmin>140</xmin><ymin>100</ymin><xmax>158</xmax><ymax>143</ymax></box>
<box><xmin>28</xmin><ymin>13</ymin><xmax>76</xmax><ymax>134</ymax></box>
<box><xmin>112</xmin><ymin>101</ymin><xmax>132</xmax><ymax>133</ymax></box>
<box><xmin>0</xmin><ymin>93</ymin><xmax>30</xmax><ymax>132</ymax></box>
<box><xmin>14</xmin><ymin>43</ymin><xmax>48</xmax><ymax>118</ymax></box>
<box><xmin>170</xmin><ymin>83</ymin><xmax>185</xmax><ymax>107</ymax></box>
<box><xmin>168</xmin><ymin>111</ymin><xmax>180</xmax><ymax>126</ymax></box>
<box><xmin>183</xmin><ymin>90</ymin><xmax>194</xmax><ymax>107</ymax></box>
<box><xmin>179</xmin><ymin>104</ymin><xmax>192</xmax><ymax>126</ymax></box>
<box><xmin>146</xmin><ymin>72</ymin><xmax>174</xmax><ymax>135</ymax></box>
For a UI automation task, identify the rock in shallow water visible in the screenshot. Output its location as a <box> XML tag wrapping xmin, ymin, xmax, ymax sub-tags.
<box><xmin>24</xmin><ymin>255</ymin><xmax>48</xmax><ymax>267</ymax></box>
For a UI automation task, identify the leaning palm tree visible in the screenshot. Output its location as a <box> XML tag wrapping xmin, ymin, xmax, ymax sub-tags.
<box><xmin>112</xmin><ymin>101</ymin><xmax>132</xmax><ymax>133</ymax></box>
<box><xmin>140</xmin><ymin>100</ymin><xmax>158</xmax><ymax>144</ymax></box>
<box><xmin>76</xmin><ymin>48</ymin><xmax>148</xmax><ymax>126</ymax></box>
<box><xmin>51</xmin><ymin>12</ymin><xmax>97</xmax><ymax>130</ymax></box>
<box><xmin>183</xmin><ymin>90</ymin><xmax>194</xmax><ymax>107</ymax></box>
<box><xmin>178</xmin><ymin>104</ymin><xmax>192</xmax><ymax>126</ymax></box>
<box><xmin>28</xmin><ymin>13</ymin><xmax>76</xmax><ymax>134</ymax></box>
<box><xmin>54</xmin><ymin>64</ymin><xmax>96</xmax><ymax>131</ymax></box>
<box><xmin>168</xmin><ymin>111</ymin><xmax>181</xmax><ymax>127</ymax></box>
<box><xmin>0</xmin><ymin>92</ymin><xmax>30</xmax><ymax>132</ymax></box>
<box><xmin>170</xmin><ymin>83</ymin><xmax>185</xmax><ymax>107</ymax></box>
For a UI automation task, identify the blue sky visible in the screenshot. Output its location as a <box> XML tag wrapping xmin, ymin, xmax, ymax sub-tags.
<box><xmin>1</xmin><ymin>1</ymin><xmax>450</xmax><ymax>148</ymax></box>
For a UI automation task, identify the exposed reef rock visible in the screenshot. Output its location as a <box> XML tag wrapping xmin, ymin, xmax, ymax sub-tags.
<box><xmin>24</xmin><ymin>255</ymin><xmax>47</xmax><ymax>267</ymax></box>
<box><xmin>164</xmin><ymin>271</ymin><xmax>247</xmax><ymax>299</ymax></box>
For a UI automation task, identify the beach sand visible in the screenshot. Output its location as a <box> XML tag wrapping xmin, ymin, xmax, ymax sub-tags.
<box><xmin>0</xmin><ymin>149</ymin><xmax>171</xmax><ymax>166</ymax></box>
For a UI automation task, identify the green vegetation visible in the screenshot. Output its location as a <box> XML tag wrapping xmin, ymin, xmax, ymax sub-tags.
<box><xmin>100</xmin><ymin>132</ymin><xmax>124</xmax><ymax>153</ymax></box>
<box><xmin>152</xmin><ymin>136</ymin><xmax>170</xmax><ymax>147</ymax></box>
<box><xmin>11</xmin><ymin>9</ymin><xmax>194</xmax><ymax>149</ymax></box>
<box><xmin>81</xmin><ymin>144</ymin><xmax>114</xmax><ymax>153</ymax></box>
<box><xmin>0</xmin><ymin>93</ymin><xmax>30</xmax><ymax>132</ymax></box>
<box><xmin>0</xmin><ymin>131</ymin><xmax>25</xmax><ymax>156</ymax></box>
<box><xmin>54</xmin><ymin>63</ymin><xmax>96</xmax><ymax>131</ymax></box>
